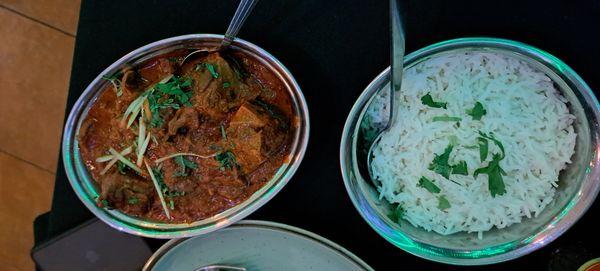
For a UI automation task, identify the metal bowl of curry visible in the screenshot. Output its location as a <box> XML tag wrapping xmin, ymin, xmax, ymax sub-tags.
<box><xmin>62</xmin><ymin>34</ymin><xmax>309</xmax><ymax>238</ymax></box>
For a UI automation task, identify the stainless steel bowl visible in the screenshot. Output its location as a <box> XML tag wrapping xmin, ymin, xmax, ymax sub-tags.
<box><xmin>340</xmin><ymin>37</ymin><xmax>600</xmax><ymax>265</ymax></box>
<box><xmin>62</xmin><ymin>34</ymin><xmax>310</xmax><ymax>238</ymax></box>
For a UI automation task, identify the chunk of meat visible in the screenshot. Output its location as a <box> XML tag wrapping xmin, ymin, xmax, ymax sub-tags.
<box><xmin>230</xmin><ymin>102</ymin><xmax>267</xmax><ymax>128</ymax></box>
<box><xmin>183</xmin><ymin>53</ymin><xmax>259</xmax><ymax>118</ymax></box>
<box><xmin>138</xmin><ymin>58</ymin><xmax>175</xmax><ymax>84</ymax></box>
<box><xmin>228</xmin><ymin>124</ymin><xmax>264</xmax><ymax>173</ymax></box>
<box><xmin>168</xmin><ymin>107</ymin><xmax>200</xmax><ymax>136</ymax></box>
<box><xmin>224</xmin><ymin>101</ymin><xmax>292</xmax><ymax>173</ymax></box>
<box><xmin>99</xmin><ymin>172</ymin><xmax>153</xmax><ymax>212</ymax></box>
<box><xmin>216</xmin><ymin>183</ymin><xmax>245</xmax><ymax>201</ymax></box>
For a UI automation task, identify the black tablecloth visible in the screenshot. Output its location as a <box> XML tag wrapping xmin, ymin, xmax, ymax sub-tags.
<box><xmin>43</xmin><ymin>0</ymin><xmax>600</xmax><ymax>270</ymax></box>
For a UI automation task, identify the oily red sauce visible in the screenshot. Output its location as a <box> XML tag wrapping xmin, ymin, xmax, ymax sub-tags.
<box><xmin>78</xmin><ymin>49</ymin><xmax>295</xmax><ymax>223</ymax></box>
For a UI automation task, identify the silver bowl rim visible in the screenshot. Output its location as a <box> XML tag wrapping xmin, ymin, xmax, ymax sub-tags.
<box><xmin>62</xmin><ymin>34</ymin><xmax>310</xmax><ymax>238</ymax></box>
<box><xmin>339</xmin><ymin>37</ymin><xmax>600</xmax><ymax>265</ymax></box>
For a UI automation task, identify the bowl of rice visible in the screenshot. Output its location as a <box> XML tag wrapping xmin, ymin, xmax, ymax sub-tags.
<box><xmin>339</xmin><ymin>37</ymin><xmax>600</xmax><ymax>265</ymax></box>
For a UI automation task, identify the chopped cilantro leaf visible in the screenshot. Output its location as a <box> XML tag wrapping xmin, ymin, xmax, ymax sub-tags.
<box><xmin>433</xmin><ymin>116</ymin><xmax>462</xmax><ymax>122</ymax></box>
<box><xmin>223</xmin><ymin>82</ymin><xmax>231</xmax><ymax>88</ymax></box>
<box><xmin>478</xmin><ymin>137</ymin><xmax>489</xmax><ymax>162</ymax></box>
<box><xmin>173</xmin><ymin>156</ymin><xmax>197</xmax><ymax>177</ymax></box>
<box><xmin>421</xmin><ymin>93</ymin><xmax>447</xmax><ymax>109</ymax></box>
<box><xmin>479</xmin><ymin>131</ymin><xmax>504</xmax><ymax>158</ymax></box>
<box><xmin>169</xmin><ymin>199</ymin><xmax>175</xmax><ymax>210</ymax></box>
<box><xmin>418</xmin><ymin>176</ymin><xmax>441</xmax><ymax>194</ymax></box>
<box><xmin>184</xmin><ymin>159</ymin><xmax>197</xmax><ymax>170</ymax></box>
<box><xmin>117</xmin><ymin>161</ymin><xmax>127</xmax><ymax>174</ymax></box>
<box><xmin>195</xmin><ymin>63</ymin><xmax>219</xmax><ymax>78</ymax></box>
<box><xmin>437</xmin><ymin>195</ymin><xmax>451</xmax><ymax>210</ymax></box>
<box><xmin>100</xmin><ymin>199</ymin><xmax>111</xmax><ymax>209</ymax></box>
<box><xmin>387</xmin><ymin>204</ymin><xmax>405</xmax><ymax>223</ymax></box>
<box><xmin>428</xmin><ymin>145</ymin><xmax>453</xmax><ymax>179</ymax></box>
<box><xmin>215</xmin><ymin>151</ymin><xmax>238</xmax><ymax>170</ymax></box>
<box><xmin>148</xmin><ymin>76</ymin><xmax>193</xmax><ymax>127</ymax></box>
<box><xmin>474</xmin><ymin>131</ymin><xmax>507</xmax><ymax>197</ymax></box>
<box><xmin>451</xmin><ymin>160</ymin><xmax>468</xmax><ymax>175</ymax></box>
<box><xmin>466</xmin><ymin>102</ymin><xmax>487</xmax><ymax>120</ymax></box>
<box><xmin>474</xmin><ymin>153</ymin><xmax>507</xmax><ymax>197</ymax></box>
<box><xmin>205</xmin><ymin>63</ymin><xmax>219</xmax><ymax>78</ymax></box>
<box><xmin>429</xmin><ymin>144</ymin><xmax>469</xmax><ymax>179</ymax></box>
<box><xmin>152</xmin><ymin>167</ymin><xmax>186</xmax><ymax>199</ymax></box>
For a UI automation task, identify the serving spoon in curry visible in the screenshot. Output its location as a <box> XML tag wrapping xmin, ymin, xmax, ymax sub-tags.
<box><xmin>365</xmin><ymin>0</ymin><xmax>406</xmax><ymax>182</ymax></box>
<box><xmin>182</xmin><ymin>0</ymin><xmax>259</xmax><ymax>64</ymax></box>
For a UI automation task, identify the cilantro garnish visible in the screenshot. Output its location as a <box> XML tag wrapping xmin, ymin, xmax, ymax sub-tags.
<box><xmin>418</xmin><ymin>176</ymin><xmax>441</xmax><ymax>194</ymax></box>
<box><xmin>215</xmin><ymin>151</ymin><xmax>238</xmax><ymax>170</ymax></box>
<box><xmin>466</xmin><ymin>102</ymin><xmax>487</xmax><ymax>120</ymax></box>
<box><xmin>428</xmin><ymin>145</ymin><xmax>453</xmax><ymax>179</ymax></box>
<box><xmin>148</xmin><ymin>76</ymin><xmax>194</xmax><ymax>127</ymax></box>
<box><xmin>100</xmin><ymin>199</ymin><xmax>112</xmax><ymax>209</ymax></box>
<box><xmin>451</xmin><ymin>161</ymin><xmax>468</xmax><ymax>175</ymax></box>
<box><xmin>195</xmin><ymin>63</ymin><xmax>220</xmax><ymax>78</ymax></box>
<box><xmin>432</xmin><ymin>116</ymin><xmax>462</xmax><ymax>122</ymax></box>
<box><xmin>437</xmin><ymin>195</ymin><xmax>451</xmax><ymax>210</ymax></box>
<box><xmin>222</xmin><ymin>82</ymin><xmax>231</xmax><ymax>88</ymax></box>
<box><xmin>421</xmin><ymin>93</ymin><xmax>447</xmax><ymax>109</ymax></box>
<box><xmin>474</xmin><ymin>131</ymin><xmax>507</xmax><ymax>197</ymax></box>
<box><xmin>173</xmin><ymin>156</ymin><xmax>197</xmax><ymax>177</ymax></box>
<box><xmin>478</xmin><ymin>137</ymin><xmax>489</xmax><ymax>162</ymax></box>
<box><xmin>117</xmin><ymin>161</ymin><xmax>127</xmax><ymax>175</ymax></box>
<box><xmin>478</xmin><ymin>131</ymin><xmax>504</xmax><ymax>158</ymax></box>
<box><xmin>474</xmin><ymin>153</ymin><xmax>507</xmax><ymax>197</ymax></box>
<box><xmin>205</xmin><ymin>63</ymin><xmax>219</xmax><ymax>78</ymax></box>
<box><xmin>428</xmin><ymin>144</ymin><xmax>469</xmax><ymax>178</ymax></box>
<box><xmin>387</xmin><ymin>204</ymin><xmax>405</xmax><ymax>223</ymax></box>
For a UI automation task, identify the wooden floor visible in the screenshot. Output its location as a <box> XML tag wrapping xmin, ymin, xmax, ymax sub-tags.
<box><xmin>0</xmin><ymin>1</ymin><xmax>80</xmax><ymax>270</ymax></box>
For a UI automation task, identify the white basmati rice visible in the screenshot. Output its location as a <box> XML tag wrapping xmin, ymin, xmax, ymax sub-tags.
<box><xmin>369</xmin><ymin>51</ymin><xmax>576</xmax><ymax>237</ymax></box>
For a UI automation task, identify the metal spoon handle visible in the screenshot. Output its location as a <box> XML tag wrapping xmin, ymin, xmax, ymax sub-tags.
<box><xmin>222</xmin><ymin>0</ymin><xmax>260</xmax><ymax>48</ymax></box>
<box><xmin>388</xmin><ymin>0</ymin><xmax>405</xmax><ymax>128</ymax></box>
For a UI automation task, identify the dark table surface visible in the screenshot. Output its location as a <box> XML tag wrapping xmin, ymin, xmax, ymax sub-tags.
<box><xmin>40</xmin><ymin>0</ymin><xmax>600</xmax><ymax>270</ymax></box>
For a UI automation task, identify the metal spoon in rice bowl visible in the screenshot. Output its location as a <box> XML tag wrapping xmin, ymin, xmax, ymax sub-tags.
<box><xmin>365</xmin><ymin>0</ymin><xmax>406</xmax><ymax>183</ymax></box>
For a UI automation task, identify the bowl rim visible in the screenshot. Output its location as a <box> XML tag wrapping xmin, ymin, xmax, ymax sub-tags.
<box><xmin>339</xmin><ymin>37</ymin><xmax>600</xmax><ymax>265</ymax></box>
<box><xmin>62</xmin><ymin>34</ymin><xmax>310</xmax><ymax>238</ymax></box>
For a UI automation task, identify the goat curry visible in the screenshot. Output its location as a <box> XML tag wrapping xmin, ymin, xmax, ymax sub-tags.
<box><xmin>78</xmin><ymin>49</ymin><xmax>295</xmax><ymax>223</ymax></box>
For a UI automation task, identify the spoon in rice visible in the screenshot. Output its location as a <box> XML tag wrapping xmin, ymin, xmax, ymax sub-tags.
<box><xmin>182</xmin><ymin>0</ymin><xmax>259</xmax><ymax>64</ymax></box>
<box><xmin>366</xmin><ymin>0</ymin><xmax>406</xmax><ymax>183</ymax></box>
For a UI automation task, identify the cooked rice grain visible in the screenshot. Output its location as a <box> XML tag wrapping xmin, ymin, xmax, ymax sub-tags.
<box><xmin>369</xmin><ymin>51</ymin><xmax>576</xmax><ymax>236</ymax></box>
